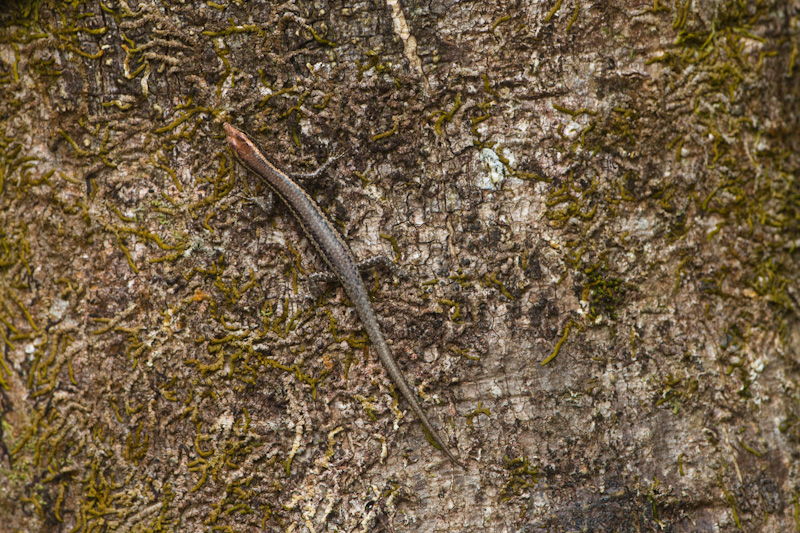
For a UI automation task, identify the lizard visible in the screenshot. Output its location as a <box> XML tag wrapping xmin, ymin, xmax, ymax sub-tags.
<box><xmin>223</xmin><ymin>122</ymin><xmax>465</xmax><ymax>468</ymax></box>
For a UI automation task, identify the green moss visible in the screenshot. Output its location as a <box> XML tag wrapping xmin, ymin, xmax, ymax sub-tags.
<box><xmin>372</xmin><ymin>117</ymin><xmax>399</xmax><ymax>141</ymax></box>
<box><xmin>583</xmin><ymin>269</ymin><xmax>626</xmax><ymax>321</ymax></box>
<box><xmin>541</xmin><ymin>319</ymin><xmax>575</xmax><ymax>366</ymax></box>
<box><xmin>484</xmin><ymin>272</ymin><xmax>514</xmax><ymax>300</ymax></box>
<box><xmin>500</xmin><ymin>455</ymin><xmax>539</xmax><ymax>504</ymax></box>
<box><xmin>655</xmin><ymin>373</ymin><xmax>699</xmax><ymax>413</ymax></box>
<box><xmin>465</xmin><ymin>402</ymin><xmax>490</xmax><ymax>427</ymax></box>
<box><xmin>430</xmin><ymin>92</ymin><xmax>462</xmax><ymax>136</ymax></box>
<box><xmin>544</xmin><ymin>0</ymin><xmax>563</xmax><ymax>23</ymax></box>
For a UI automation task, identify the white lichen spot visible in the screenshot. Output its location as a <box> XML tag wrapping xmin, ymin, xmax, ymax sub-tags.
<box><xmin>562</xmin><ymin>121</ymin><xmax>581</xmax><ymax>138</ymax></box>
<box><xmin>217</xmin><ymin>412</ymin><xmax>234</xmax><ymax>431</ymax></box>
<box><xmin>49</xmin><ymin>298</ymin><xmax>69</xmax><ymax>320</ymax></box>
<box><xmin>141</xmin><ymin>63</ymin><xmax>151</xmax><ymax>98</ymax></box>
<box><xmin>478</xmin><ymin>148</ymin><xmax>507</xmax><ymax>190</ymax></box>
<box><xmin>385</xmin><ymin>0</ymin><xmax>423</xmax><ymax>77</ymax></box>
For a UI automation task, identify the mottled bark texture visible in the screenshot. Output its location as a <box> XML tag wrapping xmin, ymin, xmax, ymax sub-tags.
<box><xmin>1</xmin><ymin>0</ymin><xmax>799</xmax><ymax>531</ymax></box>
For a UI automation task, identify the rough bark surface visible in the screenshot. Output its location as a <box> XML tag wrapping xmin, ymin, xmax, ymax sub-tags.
<box><xmin>1</xmin><ymin>0</ymin><xmax>799</xmax><ymax>531</ymax></box>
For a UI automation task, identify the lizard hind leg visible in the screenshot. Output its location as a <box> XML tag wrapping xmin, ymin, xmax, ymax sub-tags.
<box><xmin>308</xmin><ymin>255</ymin><xmax>408</xmax><ymax>286</ymax></box>
<box><xmin>289</xmin><ymin>150</ymin><xmax>348</xmax><ymax>182</ymax></box>
<box><xmin>356</xmin><ymin>255</ymin><xmax>409</xmax><ymax>280</ymax></box>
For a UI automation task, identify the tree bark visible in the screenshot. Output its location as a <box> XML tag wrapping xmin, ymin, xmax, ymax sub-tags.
<box><xmin>1</xmin><ymin>0</ymin><xmax>798</xmax><ymax>531</ymax></box>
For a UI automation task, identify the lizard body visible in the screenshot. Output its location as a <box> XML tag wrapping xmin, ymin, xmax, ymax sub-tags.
<box><xmin>223</xmin><ymin>123</ymin><xmax>464</xmax><ymax>467</ymax></box>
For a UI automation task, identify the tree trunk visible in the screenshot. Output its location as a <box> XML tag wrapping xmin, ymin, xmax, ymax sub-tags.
<box><xmin>1</xmin><ymin>0</ymin><xmax>798</xmax><ymax>530</ymax></box>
